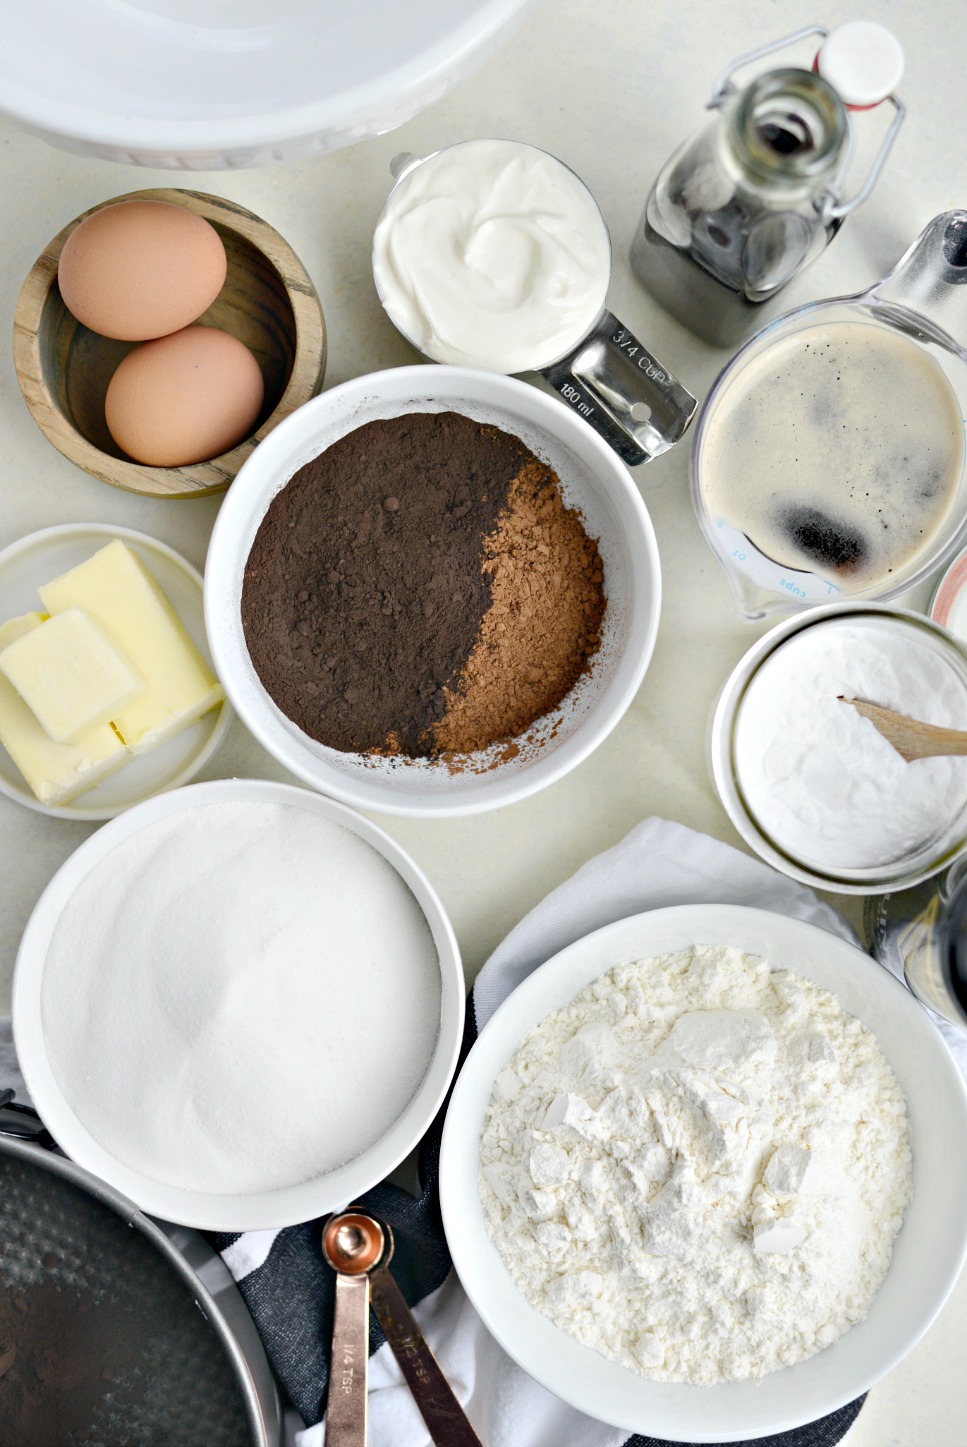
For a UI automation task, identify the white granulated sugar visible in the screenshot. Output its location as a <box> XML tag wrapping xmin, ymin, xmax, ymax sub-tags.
<box><xmin>734</xmin><ymin>617</ymin><xmax>967</xmax><ymax>870</ymax></box>
<box><xmin>479</xmin><ymin>945</ymin><xmax>912</xmax><ymax>1384</ymax></box>
<box><xmin>41</xmin><ymin>801</ymin><xmax>441</xmax><ymax>1195</ymax></box>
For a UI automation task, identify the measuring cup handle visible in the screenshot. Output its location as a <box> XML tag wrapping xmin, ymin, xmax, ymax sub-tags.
<box><xmin>868</xmin><ymin>210</ymin><xmax>967</xmax><ymax>347</ymax></box>
<box><xmin>538</xmin><ymin>309</ymin><xmax>697</xmax><ymax>466</ymax></box>
<box><xmin>326</xmin><ymin>1272</ymin><xmax>370</xmax><ymax>1447</ymax></box>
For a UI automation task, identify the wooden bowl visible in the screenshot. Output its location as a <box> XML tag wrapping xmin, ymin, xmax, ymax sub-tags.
<box><xmin>13</xmin><ymin>188</ymin><xmax>327</xmax><ymax>499</ymax></box>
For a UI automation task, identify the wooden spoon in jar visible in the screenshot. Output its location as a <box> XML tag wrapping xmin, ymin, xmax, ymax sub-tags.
<box><xmin>838</xmin><ymin>696</ymin><xmax>967</xmax><ymax>763</ymax></box>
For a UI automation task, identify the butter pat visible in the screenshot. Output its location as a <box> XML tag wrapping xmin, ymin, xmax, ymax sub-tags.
<box><xmin>0</xmin><ymin>607</ymin><xmax>145</xmax><ymax>743</ymax></box>
<box><xmin>0</xmin><ymin>613</ymin><xmax>128</xmax><ymax>804</ymax></box>
<box><xmin>39</xmin><ymin>541</ymin><xmax>222</xmax><ymax>753</ymax></box>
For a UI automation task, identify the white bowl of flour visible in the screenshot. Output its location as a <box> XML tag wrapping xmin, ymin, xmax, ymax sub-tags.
<box><xmin>13</xmin><ymin>779</ymin><xmax>463</xmax><ymax>1230</ymax></box>
<box><xmin>439</xmin><ymin>905</ymin><xmax>967</xmax><ymax>1441</ymax></box>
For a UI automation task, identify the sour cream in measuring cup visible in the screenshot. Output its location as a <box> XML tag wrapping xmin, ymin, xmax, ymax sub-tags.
<box><xmin>372</xmin><ymin>139</ymin><xmax>612</xmax><ymax>374</ymax></box>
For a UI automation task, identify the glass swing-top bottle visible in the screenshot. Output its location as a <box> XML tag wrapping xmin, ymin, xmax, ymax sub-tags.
<box><xmin>630</xmin><ymin>22</ymin><xmax>905</xmax><ymax>347</ymax></box>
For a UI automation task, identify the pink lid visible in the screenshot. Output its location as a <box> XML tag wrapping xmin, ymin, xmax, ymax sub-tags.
<box><xmin>931</xmin><ymin>548</ymin><xmax>967</xmax><ymax>644</ymax></box>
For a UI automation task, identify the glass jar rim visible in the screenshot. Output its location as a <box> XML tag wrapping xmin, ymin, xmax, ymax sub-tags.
<box><xmin>727</xmin><ymin>67</ymin><xmax>848</xmax><ymax>187</ymax></box>
<box><xmin>713</xmin><ymin>604</ymin><xmax>967</xmax><ymax>894</ymax></box>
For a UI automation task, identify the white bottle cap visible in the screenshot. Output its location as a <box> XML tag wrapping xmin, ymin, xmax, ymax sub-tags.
<box><xmin>817</xmin><ymin>21</ymin><xmax>905</xmax><ymax>108</ymax></box>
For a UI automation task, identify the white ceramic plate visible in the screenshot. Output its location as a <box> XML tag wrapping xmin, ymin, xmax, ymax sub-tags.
<box><xmin>0</xmin><ymin>524</ymin><xmax>231</xmax><ymax>820</ymax></box>
<box><xmin>0</xmin><ymin>0</ymin><xmax>535</xmax><ymax>168</ymax></box>
<box><xmin>205</xmin><ymin>366</ymin><xmax>661</xmax><ymax>818</ymax></box>
<box><xmin>439</xmin><ymin>904</ymin><xmax>967</xmax><ymax>1443</ymax></box>
<box><xmin>14</xmin><ymin>778</ymin><xmax>464</xmax><ymax>1231</ymax></box>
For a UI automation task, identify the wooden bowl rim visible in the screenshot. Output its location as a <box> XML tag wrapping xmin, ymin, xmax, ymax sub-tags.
<box><xmin>13</xmin><ymin>186</ymin><xmax>327</xmax><ymax>499</ymax></box>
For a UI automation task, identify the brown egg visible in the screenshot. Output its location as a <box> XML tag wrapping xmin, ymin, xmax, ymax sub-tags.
<box><xmin>105</xmin><ymin>326</ymin><xmax>264</xmax><ymax>467</ymax></box>
<box><xmin>58</xmin><ymin>200</ymin><xmax>227</xmax><ymax>341</ymax></box>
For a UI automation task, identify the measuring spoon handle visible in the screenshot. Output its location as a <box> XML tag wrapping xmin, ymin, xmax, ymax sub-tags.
<box><xmin>369</xmin><ymin>1267</ymin><xmax>484</xmax><ymax>1447</ymax></box>
<box><xmin>326</xmin><ymin>1272</ymin><xmax>370</xmax><ymax>1447</ymax></box>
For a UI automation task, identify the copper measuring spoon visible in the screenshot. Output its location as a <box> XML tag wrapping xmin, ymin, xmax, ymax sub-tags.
<box><xmin>322</xmin><ymin>1211</ymin><xmax>483</xmax><ymax>1447</ymax></box>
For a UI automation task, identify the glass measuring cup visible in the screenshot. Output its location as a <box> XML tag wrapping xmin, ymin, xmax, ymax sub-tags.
<box><xmin>691</xmin><ymin>210</ymin><xmax>967</xmax><ymax>620</ymax></box>
<box><xmin>372</xmin><ymin>139</ymin><xmax>697</xmax><ymax>467</ymax></box>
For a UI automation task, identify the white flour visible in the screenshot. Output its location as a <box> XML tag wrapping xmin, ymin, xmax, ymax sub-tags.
<box><xmin>41</xmin><ymin>801</ymin><xmax>441</xmax><ymax>1195</ymax></box>
<box><xmin>479</xmin><ymin>945</ymin><xmax>911</xmax><ymax>1383</ymax></box>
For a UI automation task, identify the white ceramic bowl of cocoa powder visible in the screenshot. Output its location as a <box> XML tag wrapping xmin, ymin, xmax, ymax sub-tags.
<box><xmin>205</xmin><ymin>366</ymin><xmax>661</xmax><ymax>816</ymax></box>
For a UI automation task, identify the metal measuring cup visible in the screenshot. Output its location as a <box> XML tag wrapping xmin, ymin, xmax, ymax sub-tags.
<box><xmin>372</xmin><ymin>140</ymin><xmax>697</xmax><ymax>467</ymax></box>
<box><xmin>322</xmin><ymin>1210</ymin><xmax>483</xmax><ymax>1447</ymax></box>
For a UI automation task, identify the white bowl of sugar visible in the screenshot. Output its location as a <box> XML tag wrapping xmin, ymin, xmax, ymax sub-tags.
<box><xmin>12</xmin><ymin>778</ymin><xmax>463</xmax><ymax>1230</ymax></box>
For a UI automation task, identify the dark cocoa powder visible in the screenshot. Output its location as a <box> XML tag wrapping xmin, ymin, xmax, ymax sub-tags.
<box><xmin>243</xmin><ymin>411</ymin><xmax>526</xmax><ymax>754</ymax></box>
<box><xmin>241</xmin><ymin>410</ymin><xmax>606</xmax><ymax>758</ymax></box>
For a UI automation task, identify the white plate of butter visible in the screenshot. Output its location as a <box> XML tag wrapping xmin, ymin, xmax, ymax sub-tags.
<box><xmin>0</xmin><ymin>524</ymin><xmax>230</xmax><ymax>819</ymax></box>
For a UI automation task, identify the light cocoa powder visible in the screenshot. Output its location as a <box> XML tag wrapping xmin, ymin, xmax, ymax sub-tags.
<box><xmin>432</xmin><ymin>459</ymin><xmax>605</xmax><ymax>754</ymax></box>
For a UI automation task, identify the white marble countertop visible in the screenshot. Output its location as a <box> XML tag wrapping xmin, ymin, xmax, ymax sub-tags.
<box><xmin>0</xmin><ymin>0</ymin><xmax>964</xmax><ymax>1442</ymax></box>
